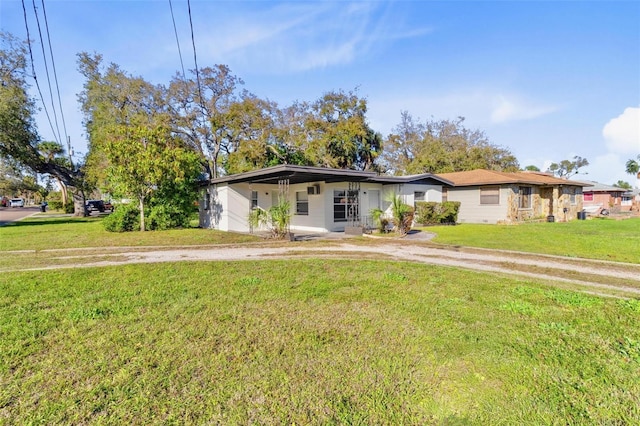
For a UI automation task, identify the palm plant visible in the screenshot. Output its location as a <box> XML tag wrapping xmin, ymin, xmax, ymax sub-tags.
<box><xmin>268</xmin><ymin>199</ymin><xmax>291</xmax><ymax>239</ymax></box>
<box><xmin>247</xmin><ymin>198</ymin><xmax>291</xmax><ymax>239</ymax></box>
<box><xmin>388</xmin><ymin>193</ymin><xmax>414</xmax><ymax>236</ymax></box>
<box><xmin>626</xmin><ymin>155</ymin><xmax>640</xmax><ymax>178</ymax></box>
<box><xmin>370</xmin><ymin>208</ymin><xmax>390</xmax><ymax>233</ymax></box>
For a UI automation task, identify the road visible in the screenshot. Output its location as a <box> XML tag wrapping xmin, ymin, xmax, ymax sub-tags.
<box><xmin>0</xmin><ymin>206</ymin><xmax>39</xmax><ymax>226</ymax></box>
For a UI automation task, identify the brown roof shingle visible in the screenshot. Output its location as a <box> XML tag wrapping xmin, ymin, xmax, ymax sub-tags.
<box><xmin>436</xmin><ymin>169</ymin><xmax>589</xmax><ymax>187</ymax></box>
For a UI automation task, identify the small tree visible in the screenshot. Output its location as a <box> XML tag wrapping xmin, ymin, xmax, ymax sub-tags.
<box><xmin>104</xmin><ymin>119</ymin><xmax>201</xmax><ymax>231</ymax></box>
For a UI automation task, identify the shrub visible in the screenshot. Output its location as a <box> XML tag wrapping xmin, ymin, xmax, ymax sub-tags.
<box><xmin>147</xmin><ymin>204</ymin><xmax>192</xmax><ymax>231</ymax></box>
<box><xmin>103</xmin><ymin>204</ymin><xmax>140</xmax><ymax>232</ymax></box>
<box><xmin>47</xmin><ymin>200</ymin><xmax>74</xmax><ymax>213</ymax></box>
<box><xmin>415</xmin><ymin>201</ymin><xmax>460</xmax><ymax>225</ymax></box>
<box><xmin>48</xmin><ymin>200</ymin><xmax>63</xmax><ymax>211</ymax></box>
<box><xmin>63</xmin><ymin>201</ymin><xmax>75</xmax><ymax>214</ymax></box>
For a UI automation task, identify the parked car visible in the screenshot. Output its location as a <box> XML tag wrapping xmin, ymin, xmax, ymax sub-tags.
<box><xmin>103</xmin><ymin>201</ymin><xmax>114</xmax><ymax>212</ymax></box>
<box><xmin>9</xmin><ymin>198</ymin><xmax>25</xmax><ymax>208</ymax></box>
<box><xmin>86</xmin><ymin>199</ymin><xmax>105</xmax><ymax>213</ymax></box>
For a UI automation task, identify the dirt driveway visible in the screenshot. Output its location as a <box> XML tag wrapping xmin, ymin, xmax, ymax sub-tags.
<box><xmin>6</xmin><ymin>238</ymin><xmax>640</xmax><ymax>299</ymax></box>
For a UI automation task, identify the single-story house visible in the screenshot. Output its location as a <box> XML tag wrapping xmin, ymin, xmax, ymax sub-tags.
<box><xmin>199</xmin><ymin>164</ymin><xmax>452</xmax><ymax>233</ymax></box>
<box><xmin>582</xmin><ymin>181</ymin><xmax>633</xmax><ymax>213</ymax></box>
<box><xmin>435</xmin><ymin>169</ymin><xmax>588</xmax><ymax>223</ymax></box>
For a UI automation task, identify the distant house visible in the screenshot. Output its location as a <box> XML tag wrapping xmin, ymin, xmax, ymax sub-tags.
<box><xmin>199</xmin><ymin>165</ymin><xmax>451</xmax><ymax>233</ymax></box>
<box><xmin>582</xmin><ymin>181</ymin><xmax>633</xmax><ymax>213</ymax></box>
<box><xmin>435</xmin><ymin>169</ymin><xmax>587</xmax><ymax>223</ymax></box>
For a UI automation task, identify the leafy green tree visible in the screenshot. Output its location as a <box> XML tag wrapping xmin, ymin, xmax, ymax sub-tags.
<box><xmin>382</xmin><ymin>113</ymin><xmax>519</xmax><ymax>174</ymax></box>
<box><xmin>102</xmin><ymin>118</ymin><xmax>201</xmax><ymax>231</ymax></box>
<box><xmin>1</xmin><ymin>32</ymin><xmax>88</xmax><ymax>213</ymax></box>
<box><xmin>524</xmin><ymin>165</ymin><xmax>540</xmax><ymax>171</ymax></box>
<box><xmin>613</xmin><ymin>180</ymin><xmax>632</xmax><ymax>190</ymax></box>
<box><xmin>304</xmin><ymin>90</ymin><xmax>382</xmax><ymax>170</ymax></box>
<box><xmin>167</xmin><ymin>65</ymin><xmax>244</xmax><ymax>178</ymax></box>
<box><xmin>547</xmin><ymin>156</ymin><xmax>589</xmax><ymax>179</ymax></box>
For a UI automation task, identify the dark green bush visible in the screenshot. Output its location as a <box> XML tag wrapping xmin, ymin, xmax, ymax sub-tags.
<box><xmin>48</xmin><ymin>200</ymin><xmax>63</xmax><ymax>211</ymax></box>
<box><xmin>103</xmin><ymin>204</ymin><xmax>140</xmax><ymax>232</ymax></box>
<box><xmin>64</xmin><ymin>201</ymin><xmax>75</xmax><ymax>214</ymax></box>
<box><xmin>415</xmin><ymin>201</ymin><xmax>461</xmax><ymax>225</ymax></box>
<box><xmin>47</xmin><ymin>200</ymin><xmax>75</xmax><ymax>214</ymax></box>
<box><xmin>147</xmin><ymin>204</ymin><xmax>192</xmax><ymax>231</ymax></box>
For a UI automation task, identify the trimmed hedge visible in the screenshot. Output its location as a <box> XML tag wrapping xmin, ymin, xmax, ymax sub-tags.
<box><xmin>415</xmin><ymin>201</ymin><xmax>461</xmax><ymax>225</ymax></box>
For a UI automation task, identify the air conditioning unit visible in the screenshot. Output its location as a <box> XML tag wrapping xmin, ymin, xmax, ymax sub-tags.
<box><xmin>307</xmin><ymin>184</ymin><xmax>321</xmax><ymax>195</ymax></box>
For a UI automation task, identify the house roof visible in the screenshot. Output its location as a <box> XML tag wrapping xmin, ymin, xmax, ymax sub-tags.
<box><xmin>582</xmin><ymin>180</ymin><xmax>631</xmax><ymax>193</ymax></box>
<box><xmin>206</xmin><ymin>164</ymin><xmax>453</xmax><ymax>186</ymax></box>
<box><xmin>435</xmin><ymin>169</ymin><xmax>590</xmax><ymax>187</ymax></box>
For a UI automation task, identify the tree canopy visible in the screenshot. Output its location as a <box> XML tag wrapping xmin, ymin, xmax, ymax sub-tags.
<box><xmin>381</xmin><ymin>112</ymin><xmax>519</xmax><ymax>174</ymax></box>
<box><xmin>547</xmin><ymin>156</ymin><xmax>589</xmax><ymax>179</ymax></box>
<box><xmin>1</xmin><ymin>32</ymin><xmax>88</xmax><ymax>213</ymax></box>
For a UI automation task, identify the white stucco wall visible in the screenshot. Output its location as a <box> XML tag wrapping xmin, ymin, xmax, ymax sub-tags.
<box><xmin>200</xmin><ymin>180</ymin><xmax>445</xmax><ymax>232</ymax></box>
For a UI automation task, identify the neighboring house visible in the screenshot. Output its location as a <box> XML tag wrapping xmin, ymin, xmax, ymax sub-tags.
<box><xmin>582</xmin><ymin>181</ymin><xmax>633</xmax><ymax>213</ymax></box>
<box><xmin>435</xmin><ymin>169</ymin><xmax>587</xmax><ymax>224</ymax></box>
<box><xmin>199</xmin><ymin>164</ymin><xmax>452</xmax><ymax>233</ymax></box>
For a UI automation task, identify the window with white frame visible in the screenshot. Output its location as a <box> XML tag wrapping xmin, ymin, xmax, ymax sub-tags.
<box><xmin>251</xmin><ymin>191</ymin><xmax>258</xmax><ymax>210</ymax></box>
<box><xmin>570</xmin><ymin>192</ymin><xmax>577</xmax><ymax>205</ymax></box>
<box><xmin>480</xmin><ymin>187</ymin><xmax>500</xmax><ymax>205</ymax></box>
<box><xmin>519</xmin><ymin>186</ymin><xmax>532</xmax><ymax>209</ymax></box>
<box><xmin>296</xmin><ymin>191</ymin><xmax>308</xmax><ymax>215</ymax></box>
<box><xmin>414</xmin><ymin>191</ymin><xmax>425</xmax><ymax>208</ymax></box>
<box><xmin>333</xmin><ymin>190</ymin><xmax>347</xmax><ymax>222</ymax></box>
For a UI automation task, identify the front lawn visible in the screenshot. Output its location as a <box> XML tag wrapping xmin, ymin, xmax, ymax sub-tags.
<box><xmin>0</xmin><ymin>216</ymin><xmax>261</xmax><ymax>251</ymax></box>
<box><xmin>1</xmin><ymin>260</ymin><xmax>638</xmax><ymax>424</ymax></box>
<box><xmin>424</xmin><ymin>217</ymin><xmax>640</xmax><ymax>263</ymax></box>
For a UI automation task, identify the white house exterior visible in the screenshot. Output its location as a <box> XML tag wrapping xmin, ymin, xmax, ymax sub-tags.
<box><xmin>199</xmin><ymin>165</ymin><xmax>451</xmax><ymax>233</ymax></box>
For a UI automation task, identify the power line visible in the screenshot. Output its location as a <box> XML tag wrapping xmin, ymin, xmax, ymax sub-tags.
<box><xmin>20</xmin><ymin>0</ymin><xmax>59</xmax><ymax>145</ymax></box>
<box><xmin>168</xmin><ymin>0</ymin><xmax>186</xmax><ymax>81</ymax></box>
<box><xmin>31</xmin><ymin>0</ymin><xmax>63</xmax><ymax>145</ymax></box>
<box><xmin>40</xmin><ymin>0</ymin><xmax>70</xmax><ymax>153</ymax></box>
<box><xmin>187</xmin><ymin>0</ymin><xmax>204</xmax><ymax>108</ymax></box>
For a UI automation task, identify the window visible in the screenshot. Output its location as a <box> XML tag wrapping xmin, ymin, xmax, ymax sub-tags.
<box><xmin>441</xmin><ymin>188</ymin><xmax>448</xmax><ymax>202</ymax></box>
<box><xmin>203</xmin><ymin>192</ymin><xmax>211</xmax><ymax>210</ymax></box>
<box><xmin>296</xmin><ymin>191</ymin><xmax>308</xmax><ymax>215</ymax></box>
<box><xmin>519</xmin><ymin>186</ymin><xmax>532</xmax><ymax>209</ymax></box>
<box><xmin>570</xmin><ymin>193</ymin><xmax>576</xmax><ymax>205</ymax></box>
<box><xmin>480</xmin><ymin>187</ymin><xmax>500</xmax><ymax>205</ymax></box>
<box><xmin>251</xmin><ymin>191</ymin><xmax>258</xmax><ymax>210</ymax></box>
<box><xmin>333</xmin><ymin>190</ymin><xmax>347</xmax><ymax>222</ymax></box>
<box><xmin>414</xmin><ymin>191</ymin><xmax>425</xmax><ymax>208</ymax></box>
<box><xmin>584</xmin><ymin>193</ymin><xmax>593</xmax><ymax>202</ymax></box>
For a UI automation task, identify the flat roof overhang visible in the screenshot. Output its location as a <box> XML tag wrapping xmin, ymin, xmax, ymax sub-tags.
<box><xmin>203</xmin><ymin>164</ymin><xmax>453</xmax><ymax>186</ymax></box>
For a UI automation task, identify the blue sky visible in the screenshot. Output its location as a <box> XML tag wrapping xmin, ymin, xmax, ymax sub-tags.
<box><xmin>1</xmin><ymin>0</ymin><xmax>639</xmax><ymax>185</ymax></box>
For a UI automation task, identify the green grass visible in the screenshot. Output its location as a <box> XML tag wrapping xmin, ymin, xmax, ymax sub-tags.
<box><xmin>0</xmin><ymin>215</ymin><xmax>261</xmax><ymax>251</ymax></box>
<box><xmin>423</xmin><ymin>217</ymin><xmax>640</xmax><ymax>263</ymax></box>
<box><xmin>1</xmin><ymin>260</ymin><xmax>639</xmax><ymax>424</ymax></box>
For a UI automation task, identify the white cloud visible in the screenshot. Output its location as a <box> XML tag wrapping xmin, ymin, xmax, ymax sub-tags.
<box><xmin>602</xmin><ymin>107</ymin><xmax>640</xmax><ymax>155</ymax></box>
<box><xmin>587</xmin><ymin>153</ymin><xmax>638</xmax><ymax>187</ymax></box>
<box><xmin>368</xmin><ymin>89</ymin><xmax>559</xmax><ymax>135</ymax></box>
<box><xmin>490</xmin><ymin>95</ymin><xmax>558</xmax><ymax>124</ymax></box>
<box><xmin>196</xmin><ymin>2</ymin><xmax>431</xmax><ymax>73</ymax></box>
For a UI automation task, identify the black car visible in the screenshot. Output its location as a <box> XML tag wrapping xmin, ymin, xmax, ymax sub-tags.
<box><xmin>86</xmin><ymin>200</ymin><xmax>106</xmax><ymax>213</ymax></box>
